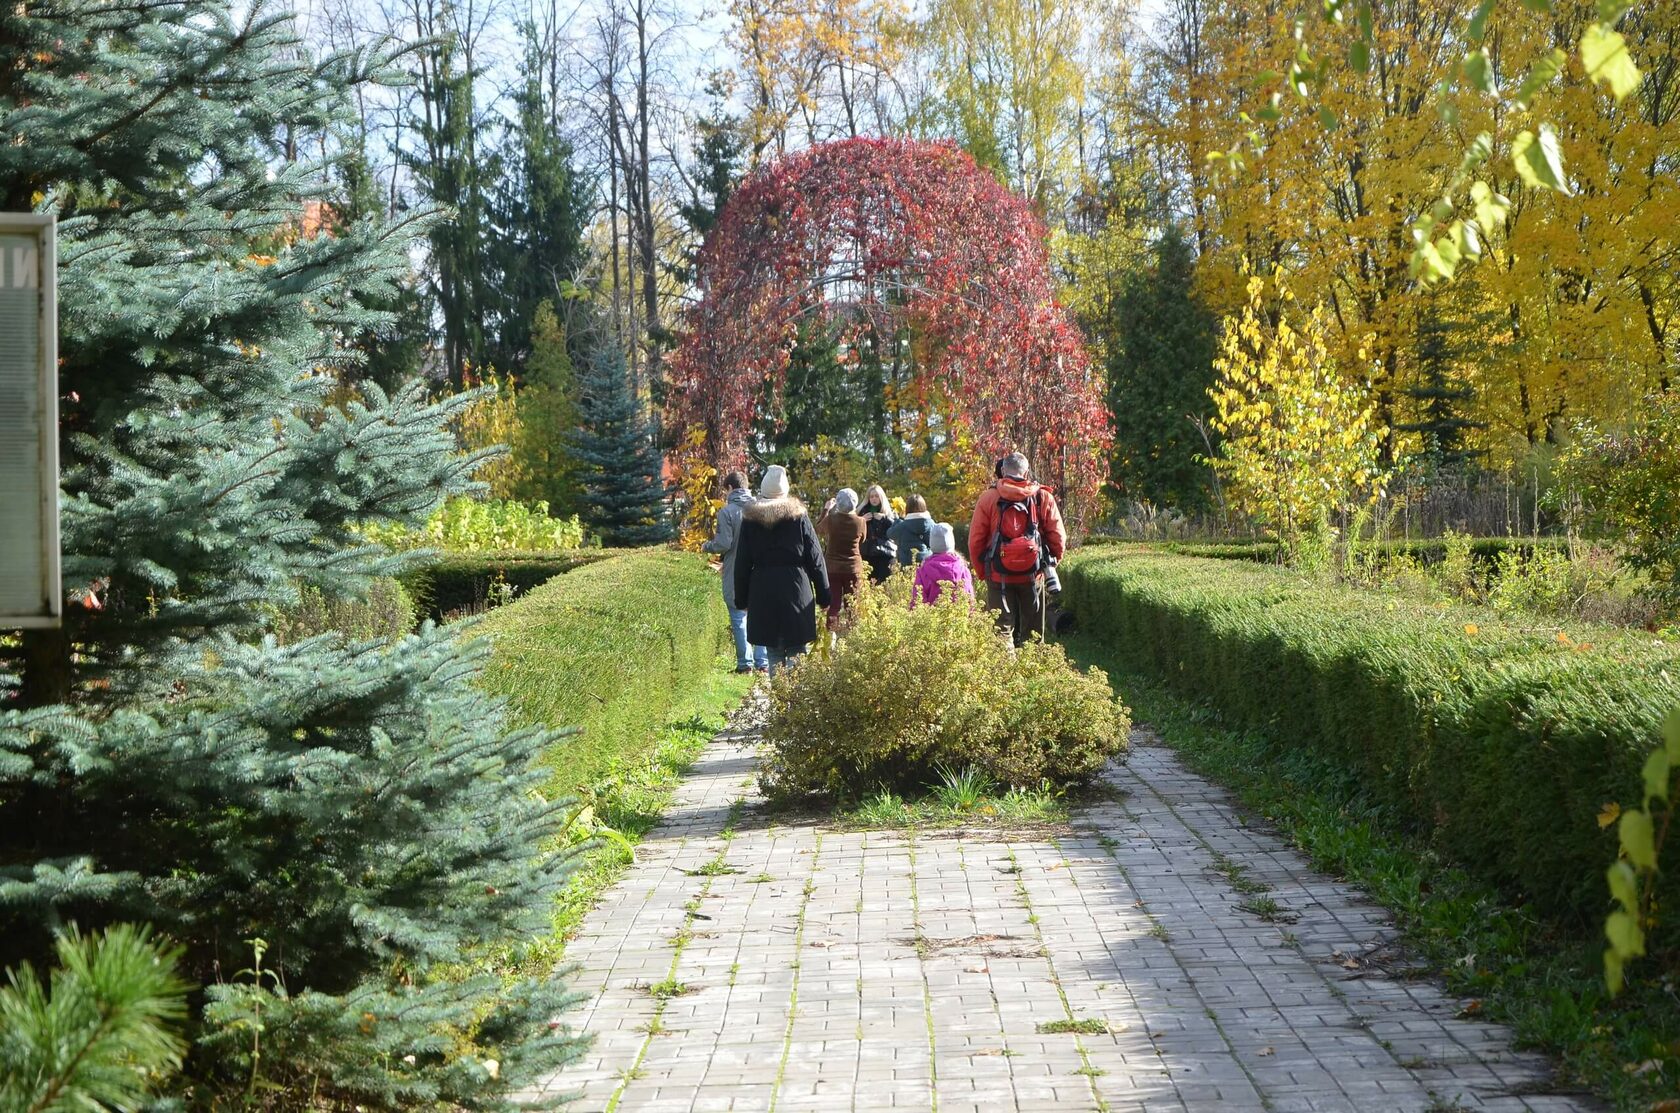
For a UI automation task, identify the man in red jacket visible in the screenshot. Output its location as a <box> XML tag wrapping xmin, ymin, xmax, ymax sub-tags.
<box><xmin>968</xmin><ymin>452</ymin><xmax>1066</xmax><ymax>646</ymax></box>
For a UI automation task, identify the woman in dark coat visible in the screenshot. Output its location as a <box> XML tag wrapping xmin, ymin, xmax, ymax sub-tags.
<box><xmin>859</xmin><ymin>484</ymin><xmax>898</xmax><ymax>583</ymax></box>
<box><xmin>733</xmin><ymin>465</ymin><xmax>832</xmax><ymax>677</ymax></box>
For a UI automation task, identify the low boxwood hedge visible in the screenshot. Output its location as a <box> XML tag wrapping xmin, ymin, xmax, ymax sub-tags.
<box><xmin>401</xmin><ymin>550</ymin><xmax>606</xmax><ymax>622</ymax></box>
<box><xmin>1062</xmin><ymin>548</ymin><xmax>1680</xmax><ymax>926</ymax></box>
<box><xmin>471</xmin><ymin>548</ymin><xmax>730</xmax><ymax>794</ymax></box>
<box><xmin>1083</xmin><ymin>535</ymin><xmax>1567</xmax><ymax>566</ymax></box>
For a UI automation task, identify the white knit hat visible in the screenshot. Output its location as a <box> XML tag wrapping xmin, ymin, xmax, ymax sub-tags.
<box><xmin>834</xmin><ymin>487</ymin><xmax>858</xmax><ymax>513</ymax></box>
<box><xmin>930</xmin><ymin>522</ymin><xmax>956</xmax><ymax>554</ymax></box>
<box><xmin>760</xmin><ymin>464</ymin><xmax>790</xmax><ymax>499</ymax></box>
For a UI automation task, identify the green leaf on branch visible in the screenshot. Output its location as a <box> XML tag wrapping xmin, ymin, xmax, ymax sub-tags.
<box><xmin>1596</xmin><ymin>0</ymin><xmax>1633</xmax><ymax>20</ymax></box>
<box><xmin>1470</xmin><ymin>180</ymin><xmax>1510</xmax><ymax>234</ymax></box>
<box><xmin>1619</xmin><ymin>808</ymin><xmax>1657</xmax><ymax>870</ymax></box>
<box><xmin>1605</xmin><ymin>909</ymin><xmax>1645</xmax><ymax>958</ymax></box>
<box><xmin>1643</xmin><ymin>748</ymin><xmax>1672</xmax><ymax>804</ymax></box>
<box><xmin>1515</xmin><ymin>49</ymin><xmax>1568</xmax><ymax>108</ymax></box>
<box><xmin>1604</xmin><ymin>947</ymin><xmax>1624</xmax><ymax>995</ymax></box>
<box><xmin>1664</xmin><ymin>705</ymin><xmax>1680</xmax><ymax>763</ymax></box>
<box><xmin>1467</xmin><ymin>0</ymin><xmax>1496</xmax><ymax>42</ymax></box>
<box><xmin>1317</xmin><ymin>105</ymin><xmax>1340</xmax><ymax>131</ymax></box>
<box><xmin>1461</xmin><ymin>50</ymin><xmax>1496</xmax><ymax>93</ymax></box>
<box><xmin>1350</xmin><ymin>38</ymin><xmax>1370</xmax><ymax>74</ymax></box>
<box><xmin>1519</xmin><ymin>0</ymin><xmax>1553</xmax><ymax>10</ymax></box>
<box><xmin>1512</xmin><ymin>126</ymin><xmax>1571</xmax><ymax>194</ymax></box>
<box><xmin>1581</xmin><ymin>23</ymin><xmax>1642</xmax><ymax>102</ymax></box>
<box><xmin>1607</xmin><ymin>860</ymin><xmax>1639</xmax><ymax>913</ymax></box>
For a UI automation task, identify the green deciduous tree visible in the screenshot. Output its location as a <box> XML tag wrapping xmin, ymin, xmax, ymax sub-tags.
<box><xmin>1557</xmin><ymin>390</ymin><xmax>1680</xmax><ymax>607</ymax></box>
<box><xmin>0</xmin><ymin>0</ymin><xmax>582</xmax><ymax>1102</ymax></box>
<box><xmin>1104</xmin><ymin>226</ymin><xmax>1218</xmax><ymax>511</ymax></box>
<box><xmin>513</xmin><ymin>299</ymin><xmax>585</xmax><ymax>518</ymax></box>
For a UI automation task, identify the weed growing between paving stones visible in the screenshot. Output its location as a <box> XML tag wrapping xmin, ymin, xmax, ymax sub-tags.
<box><xmin>1038</xmin><ymin>1018</ymin><xmax>1111</xmax><ymax>1035</ymax></box>
<box><xmin>837</xmin><ymin>778</ymin><xmax>1069</xmax><ymax>829</ymax></box>
<box><xmin>1235</xmin><ymin>895</ymin><xmax>1299</xmax><ymax>924</ymax></box>
<box><xmin>1064</xmin><ymin>634</ymin><xmax>1680</xmax><ymax>1111</ymax></box>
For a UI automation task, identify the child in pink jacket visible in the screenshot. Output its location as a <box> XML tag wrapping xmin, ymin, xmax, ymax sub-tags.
<box><xmin>912</xmin><ymin>523</ymin><xmax>975</xmax><ymax>607</ymax></box>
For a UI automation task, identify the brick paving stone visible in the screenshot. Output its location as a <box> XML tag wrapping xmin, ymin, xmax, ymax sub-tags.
<box><xmin>529</xmin><ymin>698</ymin><xmax>1596</xmax><ymax>1112</ymax></box>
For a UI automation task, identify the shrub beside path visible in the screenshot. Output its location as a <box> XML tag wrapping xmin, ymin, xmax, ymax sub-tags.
<box><xmin>529</xmin><ymin>696</ymin><xmax>1590</xmax><ymax>1113</ymax></box>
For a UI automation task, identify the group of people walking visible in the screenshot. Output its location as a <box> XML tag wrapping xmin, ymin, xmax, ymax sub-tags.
<box><xmin>702</xmin><ymin>453</ymin><xmax>1066</xmax><ymax>677</ymax></box>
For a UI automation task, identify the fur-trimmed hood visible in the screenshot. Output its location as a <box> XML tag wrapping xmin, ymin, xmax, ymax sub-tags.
<box><xmin>744</xmin><ymin>496</ymin><xmax>808</xmax><ymax>526</ymax></box>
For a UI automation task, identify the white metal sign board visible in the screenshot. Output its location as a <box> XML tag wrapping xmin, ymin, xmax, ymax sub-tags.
<box><xmin>0</xmin><ymin>214</ymin><xmax>60</xmax><ymax>628</ymax></box>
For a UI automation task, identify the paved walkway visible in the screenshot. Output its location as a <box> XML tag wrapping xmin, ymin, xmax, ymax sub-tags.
<box><xmin>531</xmin><ymin>699</ymin><xmax>1590</xmax><ymax>1112</ymax></box>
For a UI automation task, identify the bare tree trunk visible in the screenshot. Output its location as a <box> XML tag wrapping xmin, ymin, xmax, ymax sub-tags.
<box><xmin>633</xmin><ymin>0</ymin><xmax>662</xmax><ymax>397</ymax></box>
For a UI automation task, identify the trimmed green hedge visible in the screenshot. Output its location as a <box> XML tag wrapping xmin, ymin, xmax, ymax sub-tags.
<box><xmin>1063</xmin><ymin>548</ymin><xmax>1680</xmax><ymax>925</ymax></box>
<box><xmin>401</xmin><ymin>550</ymin><xmax>606</xmax><ymax>622</ymax></box>
<box><xmin>472</xmin><ymin>549</ymin><xmax>730</xmax><ymax>794</ymax></box>
<box><xmin>1082</xmin><ymin>535</ymin><xmax>1567</xmax><ymax>566</ymax></box>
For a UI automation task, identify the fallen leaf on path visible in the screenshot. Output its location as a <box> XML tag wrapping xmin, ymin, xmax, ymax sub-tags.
<box><xmin>1257</xmin><ymin>1047</ymin><xmax>1275</xmax><ymax>1057</ymax></box>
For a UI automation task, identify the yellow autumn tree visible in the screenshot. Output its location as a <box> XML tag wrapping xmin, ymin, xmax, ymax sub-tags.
<box><xmin>453</xmin><ymin>370</ymin><xmax>529</xmax><ymax>501</ymax></box>
<box><xmin>1160</xmin><ymin>0</ymin><xmax>1678</xmax><ymax>466</ymax></box>
<box><xmin>1208</xmin><ymin>275</ymin><xmax>1387</xmax><ymax>544</ymax></box>
<box><xmin>730</xmin><ymin>0</ymin><xmax>910</xmax><ymax>161</ymax></box>
<box><xmin>917</xmin><ymin>0</ymin><xmax>1091</xmax><ymax>211</ymax></box>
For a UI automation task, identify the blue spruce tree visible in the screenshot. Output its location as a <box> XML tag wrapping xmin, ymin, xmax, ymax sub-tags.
<box><xmin>572</xmin><ymin>340</ymin><xmax>672</xmax><ymax>545</ymax></box>
<box><xmin>0</xmin><ymin>1</ymin><xmax>584</xmax><ymax>1104</ymax></box>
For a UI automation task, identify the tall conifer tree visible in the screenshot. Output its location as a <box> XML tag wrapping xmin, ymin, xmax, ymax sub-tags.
<box><xmin>0</xmin><ymin>1</ymin><xmax>582</xmax><ymax>1102</ymax></box>
<box><xmin>573</xmin><ymin>341</ymin><xmax>672</xmax><ymax>545</ymax></box>
<box><xmin>486</xmin><ymin>28</ymin><xmax>591</xmax><ymax>377</ymax></box>
<box><xmin>406</xmin><ymin>17</ymin><xmax>496</xmax><ymax>384</ymax></box>
<box><xmin>1400</xmin><ymin>305</ymin><xmax>1484</xmax><ymax>472</ymax></box>
<box><xmin>1104</xmin><ymin>225</ymin><xmax>1220</xmax><ymax>510</ymax></box>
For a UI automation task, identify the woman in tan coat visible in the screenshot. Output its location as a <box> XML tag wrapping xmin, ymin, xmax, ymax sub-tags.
<box><xmin>816</xmin><ymin>487</ymin><xmax>867</xmax><ymax>632</ymax></box>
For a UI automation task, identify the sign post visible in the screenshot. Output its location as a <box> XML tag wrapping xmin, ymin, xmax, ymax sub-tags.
<box><xmin>0</xmin><ymin>214</ymin><xmax>60</xmax><ymax>628</ymax></box>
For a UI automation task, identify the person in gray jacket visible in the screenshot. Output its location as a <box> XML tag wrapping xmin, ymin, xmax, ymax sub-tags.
<box><xmin>702</xmin><ymin>470</ymin><xmax>767</xmax><ymax>673</ymax></box>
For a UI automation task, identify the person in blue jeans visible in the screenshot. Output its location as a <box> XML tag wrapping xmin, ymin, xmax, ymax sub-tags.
<box><xmin>734</xmin><ymin>466</ymin><xmax>831</xmax><ymax>678</ymax></box>
<box><xmin>701</xmin><ymin>470</ymin><xmax>768</xmax><ymax>673</ymax></box>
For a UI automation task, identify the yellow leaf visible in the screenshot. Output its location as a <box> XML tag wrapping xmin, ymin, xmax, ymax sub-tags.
<box><xmin>1463</xmin><ymin>623</ymin><xmax>1479</xmax><ymax>636</ymax></box>
<box><xmin>1597</xmin><ymin>801</ymin><xmax>1621</xmax><ymax>829</ymax></box>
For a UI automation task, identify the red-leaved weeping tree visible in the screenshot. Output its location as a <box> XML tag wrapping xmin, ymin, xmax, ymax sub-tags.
<box><xmin>666</xmin><ymin>137</ymin><xmax>1110</xmax><ymax>525</ymax></box>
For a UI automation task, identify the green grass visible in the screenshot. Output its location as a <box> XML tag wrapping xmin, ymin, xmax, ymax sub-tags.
<box><xmin>1065</xmin><ymin>633</ymin><xmax>1680</xmax><ymax>1111</ymax></box>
